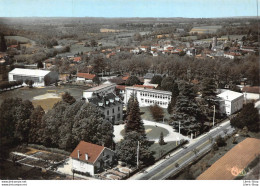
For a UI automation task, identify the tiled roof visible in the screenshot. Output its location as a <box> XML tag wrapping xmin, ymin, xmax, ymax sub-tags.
<box><xmin>133</xmin><ymin>84</ymin><xmax>155</xmax><ymax>89</ymax></box>
<box><xmin>73</xmin><ymin>57</ymin><xmax>81</xmax><ymax>62</ymax></box>
<box><xmin>77</xmin><ymin>73</ymin><xmax>96</xmax><ymax>80</ymax></box>
<box><xmin>242</xmin><ymin>86</ymin><xmax>260</xmax><ymax>94</ymax></box>
<box><xmin>116</xmin><ymin>85</ymin><xmax>126</xmax><ymax>90</ymax></box>
<box><xmin>70</xmin><ymin>141</ymin><xmax>105</xmax><ymax>164</ymax></box>
<box><xmin>88</xmin><ymin>92</ymin><xmax>122</xmax><ymax>109</ymax></box>
<box><xmin>122</xmin><ymin>76</ymin><xmax>129</xmax><ymax>81</ymax></box>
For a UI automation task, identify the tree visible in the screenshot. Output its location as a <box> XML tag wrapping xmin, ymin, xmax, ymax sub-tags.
<box><xmin>125</xmin><ymin>99</ymin><xmax>145</xmax><ymax>136</ymax></box>
<box><xmin>215</xmin><ymin>135</ymin><xmax>226</xmax><ymax>147</ymax></box>
<box><xmin>0</xmin><ymin>34</ymin><xmax>7</xmax><ymax>52</ymax></box>
<box><xmin>160</xmin><ymin>76</ymin><xmax>175</xmax><ymax>91</ymax></box>
<box><xmin>92</xmin><ymin>75</ymin><xmax>101</xmax><ymax>85</ymax></box>
<box><xmin>28</xmin><ymin>80</ymin><xmax>34</xmax><ymax>88</ymax></box>
<box><xmin>150</xmin><ymin>75</ymin><xmax>163</xmax><ymax>86</ymax></box>
<box><xmin>62</xmin><ymin>92</ymin><xmax>76</xmax><ymax>105</ymax></box>
<box><xmin>167</xmin><ymin>82</ymin><xmax>179</xmax><ymax>114</ymax></box>
<box><xmin>170</xmin><ymin>82</ymin><xmax>206</xmax><ymax>135</ymax></box>
<box><xmin>37</xmin><ymin>61</ymin><xmax>44</xmax><ymax>69</ymax></box>
<box><xmin>231</xmin><ymin>103</ymin><xmax>259</xmax><ymax>132</ymax></box>
<box><xmin>115</xmin><ymin>131</ymin><xmax>154</xmax><ymax>166</ymax></box>
<box><xmin>159</xmin><ymin>132</ymin><xmax>165</xmax><ymax>145</ymax></box>
<box><xmin>44</xmin><ymin>76</ymin><xmax>51</xmax><ymax>86</ymax></box>
<box><xmin>149</xmin><ymin>104</ymin><xmax>164</xmax><ymax>122</ymax></box>
<box><xmin>125</xmin><ymin>76</ymin><xmax>141</xmax><ymax>86</ymax></box>
<box><xmin>28</xmin><ymin>106</ymin><xmax>45</xmax><ymax>144</ymax></box>
<box><xmin>126</xmin><ymin>93</ymin><xmax>135</xmax><ymax>116</ymax></box>
<box><xmin>90</xmin><ymin>39</ymin><xmax>98</xmax><ymax>47</ymax></box>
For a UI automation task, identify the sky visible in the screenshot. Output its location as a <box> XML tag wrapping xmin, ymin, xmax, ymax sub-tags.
<box><xmin>0</xmin><ymin>0</ymin><xmax>259</xmax><ymax>18</ymax></box>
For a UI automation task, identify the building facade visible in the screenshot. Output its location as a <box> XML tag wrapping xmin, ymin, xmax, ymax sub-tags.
<box><xmin>8</xmin><ymin>68</ymin><xmax>58</xmax><ymax>87</ymax></box>
<box><xmin>70</xmin><ymin>141</ymin><xmax>115</xmax><ymax>176</ymax></box>
<box><xmin>87</xmin><ymin>92</ymin><xmax>123</xmax><ymax>124</ymax></box>
<box><xmin>124</xmin><ymin>87</ymin><xmax>172</xmax><ymax>108</ymax></box>
<box><xmin>217</xmin><ymin>90</ymin><xmax>244</xmax><ymax>116</ymax></box>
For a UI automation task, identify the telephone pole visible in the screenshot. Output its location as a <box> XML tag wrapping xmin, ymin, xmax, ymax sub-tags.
<box><xmin>137</xmin><ymin>141</ymin><xmax>140</xmax><ymax>169</ymax></box>
<box><xmin>213</xmin><ymin>105</ymin><xmax>216</xmax><ymax>127</ymax></box>
<box><xmin>179</xmin><ymin>121</ymin><xmax>181</xmax><ymax>133</ymax></box>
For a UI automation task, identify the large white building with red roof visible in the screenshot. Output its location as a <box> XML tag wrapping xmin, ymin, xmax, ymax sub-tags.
<box><xmin>70</xmin><ymin>141</ymin><xmax>115</xmax><ymax>176</ymax></box>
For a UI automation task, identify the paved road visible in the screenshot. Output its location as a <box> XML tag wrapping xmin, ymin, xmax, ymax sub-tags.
<box><xmin>138</xmin><ymin>120</ymin><xmax>234</xmax><ymax>180</ymax></box>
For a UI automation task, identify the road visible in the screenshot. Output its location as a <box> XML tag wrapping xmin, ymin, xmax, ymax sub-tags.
<box><xmin>138</xmin><ymin>120</ymin><xmax>234</xmax><ymax>180</ymax></box>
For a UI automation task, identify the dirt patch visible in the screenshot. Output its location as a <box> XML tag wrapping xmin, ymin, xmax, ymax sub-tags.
<box><xmin>197</xmin><ymin>138</ymin><xmax>260</xmax><ymax>180</ymax></box>
<box><xmin>32</xmin><ymin>98</ymin><xmax>61</xmax><ymax>111</ymax></box>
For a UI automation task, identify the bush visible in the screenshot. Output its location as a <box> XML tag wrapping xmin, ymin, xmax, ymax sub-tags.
<box><xmin>149</xmin><ymin>104</ymin><xmax>164</xmax><ymax>122</ymax></box>
<box><xmin>216</xmin><ymin>136</ymin><xmax>226</xmax><ymax>147</ymax></box>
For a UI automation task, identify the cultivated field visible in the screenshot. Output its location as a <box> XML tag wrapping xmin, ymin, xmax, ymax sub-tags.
<box><xmin>190</xmin><ymin>26</ymin><xmax>222</xmax><ymax>34</ymax></box>
<box><xmin>197</xmin><ymin>138</ymin><xmax>260</xmax><ymax>180</ymax></box>
<box><xmin>4</xmin><ymin>36</ymin><xmax>35</xmax><ymax>44</ymax></box>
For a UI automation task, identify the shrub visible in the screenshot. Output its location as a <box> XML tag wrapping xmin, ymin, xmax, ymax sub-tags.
<box><xmin>149</xmin><ymin>104</ymin><xmax>164</xmax><ymax>121</ymax></box>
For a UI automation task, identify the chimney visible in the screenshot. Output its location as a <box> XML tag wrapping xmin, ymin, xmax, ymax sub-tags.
<box><xmin>77</xmin><ymin>150</ymin><xmax>80</xmax><ymax>159</ymax></box>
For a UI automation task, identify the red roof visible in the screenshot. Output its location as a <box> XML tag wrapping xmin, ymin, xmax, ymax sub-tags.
<box><xmin>77</xmin><ymin>73</ymin><xmax>96</xmax><ymax>80</ymax></box>
<box><xmin>122</xmin><ymin>76</ymin><xmax>129</xmax><ymax>81</ymax></box>
<box><xmin>116</xmin><ymin>85</ymin><xmax>126</xmax><ymax>90</ymax></box>
<box><xmin>242</xmin><ymin>86</ymin><xmax>260</xmax><ymax>94</ymax></box>
<box><xmin>73</xmin><ymin>57</ymin><xmax>81</xmax><ymax>62</ymax></box>
<box><xmin>70</xmin><ymin>141</ymin><xmax>105</xmax><ymax>164</ymax></box>
<box><xmin>9</xmin><ymin>45</ymin><xmax>18</xmax><ymax>48</ymax></box>
<box><xmin>133</xmin><ymin>85</ymin><xmax>155</xmax><ymax>89</ymax></box>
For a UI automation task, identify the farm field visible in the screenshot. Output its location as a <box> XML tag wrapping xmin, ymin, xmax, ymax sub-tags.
<box><xmin>197</xmin><ymin>138</ymin><xmax>260</xmax><ymax>180</ymax></box>
<box><xmin>190</xmin><ymin>25</ymin><xmax>222</xmax><ymax>34</ymax></box>
<box><xmin>4</xmin><ymin>35</ymin><xmax>35</xmax><ymax>44</ymax></box>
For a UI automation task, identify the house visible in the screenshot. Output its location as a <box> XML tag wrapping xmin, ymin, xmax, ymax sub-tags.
<box><xmin>77</xmin><ymin>73</ymin><xmax>96</xmax><ymax>83</ymax></box>
<box><xmin>224</xmin><ymin>52</ymin><xmax>242</xmax><ymax>59</ymax></box>
<box><xmin>242</xmin><ymin>86</ymin><xmax>260</xmax><ymax>101</ymax></box>
<box><xmin>70</xmin><ymin>141</ymin><xmax>116</xmax><ymax>176</ymax></box>
<box><xmin>140</xmin><ymin>46</ymin><xmax>150</xmax><ymax>52</ymax></box>
<box><xmin>217</xmin><ymin>90</ymin><xmax>244</xmax><ymax>116</ymax></box>
<box><xmin>83</xmin><ymin>83</ymin><xmax>116</xmax><ymax>100</ymax></box>
<box><xmin>87</xmin><ymin>92</ymin><xmax>123</xmax><ymax>124</ymax></box>
<box><xmin>8</xmin><ymin>68</ymin><xmax>58</xmax><ymax>87</ymax></box>
<box><xmin>124</xmin><ymin>86</ymin><xmax>171</xmax><ymax>108</ymax></box>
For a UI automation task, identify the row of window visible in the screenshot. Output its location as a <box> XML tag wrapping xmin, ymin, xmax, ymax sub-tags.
<box><xmin>140</xmin><ymin>92</ymin><xmax>171</xmax><ymax>100</ymax></box>
<box><xmin>13</xmin><ymin>75</ymin><xmax>41</xmax><ymax>83</ymax></box>
<box><xmin>141</xmin><ymin>98</ymin><xmax>168</xmax><ymax>106</ymax></box>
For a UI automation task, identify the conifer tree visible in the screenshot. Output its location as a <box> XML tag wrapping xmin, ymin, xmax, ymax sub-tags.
<box><xmin>159</xmin><ymin>132</ymin><xmax>165</xmax><ymax>145</ymax></box>
<box><xmin>171</xmin><ymin>82</ymin><xmax>205</xmax><ymax>135</ymax></box>
<box><xmin>125</xmin><ymin>98</ymin><xmax>145</xmax><ymax>136</ymax></box>
<box><xmin>167</xmin><ymin>82</ymin><xmax>179</xmax><ymax>114</ymax></box>
<box><xmin>0</xmin><ymin>34</ymin><xmax>7</xmax><ymax>52</ymax></box>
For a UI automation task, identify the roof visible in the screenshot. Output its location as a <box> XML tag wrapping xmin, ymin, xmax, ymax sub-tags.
<box><xmin>144</xmin><ymin>73</ymin><xmax>163</xmax><ymax>79</ymax></box>
<box><xmin>70</xmin><ymin>141</ymin><xmax>105</xmax><ymax>164</ymax></box>
<box><xmin>9</xmin><ymin>68</ymin><xmax>51</xmax><ymax>77</ymax></box>
<box><xmin>217</xmin><ymin>90</ymin><xmax>243</xmax><ymax>101</ymax></box>
<box><xmin>126</xmin><ymin>86</ymin><xmax>171</xmax><ymax>95</ymax></box>
<box><xmin>197</xmin><ymin>138</ymin><xmax>260</xmax><ymax>180</ymax></box>
<box><xmin>73</xmin><ymin>57</ymin><xmax>81</xmax><ymax>62</ymax></box>
<box><xmin>77</xmin><ymin>73</ymin><xmax>96</xmax><ymax>80</ymax></box>
<box><xmin>84</xmin><ymin>83</ymin><xmax>116</xmax><ymax>92</ymax></box>
<box><xmin>242</xmin><ymin>86</ymin><xmax>260</xmax><ymax>94</ymax></box>
<box><xmin>133</xmin><ymin>84</ymin><xmax>155</xmax><ymax>89</ymax></box>
<box><xmin>122</xmin><ymin>76</ymin><xmax>129</xmax><ymax>81</ymax></box>
<box><xmin>116</xmin><ymin>85</ymin><xmax>126</xmax><ymax>90</ymax></box>
<box><xmin>88</xmin><ymin>92</ymin><xmax>122</xmax><ymax>109</ymax></box>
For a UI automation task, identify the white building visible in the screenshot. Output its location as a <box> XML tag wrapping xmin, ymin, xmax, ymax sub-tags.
<box><xmin>124</xmin><ymin>87</ymin><xmax>172</xmax><ymax>108</ymax></box>
<box><xmin>242</xmin><ymin>86</ymin><xmax>260</xmax><ymax>101</ymax></box>
<box><xmin>70</xmin><ymin>141</ymin><xmax>115</xmax><ymax>176</ymax></box>
<box><xmin>83</xmin><ymin>83</ymin><xmax>116</xmax><ymax>100</ymax></box>
<box><xmin>8</xmin><ymin>68</ymin><xmax>58</xmax><ymax>87</ymax></box>
<box><xmin>217</xmin><ymin>90</ymin><xmax>244</xmax><ymax>115</ymax></box>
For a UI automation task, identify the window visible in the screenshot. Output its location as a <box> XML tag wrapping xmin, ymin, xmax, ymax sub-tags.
<box><xmin>117</xmin><ymin>113</ymin><xmax>120</xmax><ymax>119</ymax></box>
<box><xmin>107</xmin><ymin>110</ymin><xmax>109</xmax><ymax>115</ymax></box>
<box><xmin>118</xmin><ymin>106</ymin><xmax>120</xmax><ymax>111</ymax></box>
<box><xmin>112</xmin><ymin>108</ymin><xmax>114</xmax><ymax>113</ymax></box>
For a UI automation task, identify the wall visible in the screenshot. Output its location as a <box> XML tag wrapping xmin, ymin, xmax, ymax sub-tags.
<box><xmin>243</xmin><ymin>93</ymin><xmax>260</xmax><ymax>100</ymax></box>
<box><xmin>125</xmin><ymin>88</ymin><xmax>171</xmax><ymax>108</ymax></box>
<box><xmin>71</xmin><ymin>158</ymin><xmax>95</xmax><ymax>176</ymax></box>
<box><xmin>94</xmin><ymin>148</ymin><xmax>115</xmax><ymax>171</ymax></box>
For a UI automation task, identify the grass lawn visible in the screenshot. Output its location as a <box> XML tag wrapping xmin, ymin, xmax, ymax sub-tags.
<box><xmin>140</xmin><ymin>106</ymin><xmax>171</xmax><ymax>123</ymax></box>
<box><xmin>120</xmin><ymin>125</ymin><xmax>169</xmax><ymax>140</ymax></box>
<box><xmin>149</xmin><ymin>141</ymin><xmax>178</xmax><ymax>160</ymax></box>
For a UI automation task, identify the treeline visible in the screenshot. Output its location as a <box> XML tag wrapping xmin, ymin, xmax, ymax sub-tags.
<box><xmin>0</xmin><ymin>93</ymin><xmax>114</xmax><ymax>160</ymax></box>
<box><xmin>0</xmin><ymin>80</ymin><xmax>23</xmax><ymax>90</ymax></box>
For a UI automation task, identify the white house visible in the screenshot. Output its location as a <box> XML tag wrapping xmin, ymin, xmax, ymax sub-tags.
<box><xmin>217</xmin><ymin>90</ymin><xmax>244</xmax><ymax>116</ymax></box>
<box><xmin>70</xmin><ymin>141</ymin><xmax>116</xmax><ymax>176</ymax></box>
<box><xmin>76</xmin><ymin>73</ymin><xmax>96</xmax><ymax>83</ymax></box>
<box><xmin>124</xmin><ymin>86</ymin><xmax>171</xmax><ymax>108</ymax></box>
<box><xmin>242</xmin><ymin>86</ymin><xmax>260</xmax><ymax>101</ymax></box>
<box><xmin>83</xmin><ymin>83</ymin><xmax>116</xmax><ymax>100</ymax></box>
<box><xmin>8</xmin><ymin>68</ymin><xmax>58</xmax><ymax>87</ymax></box>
